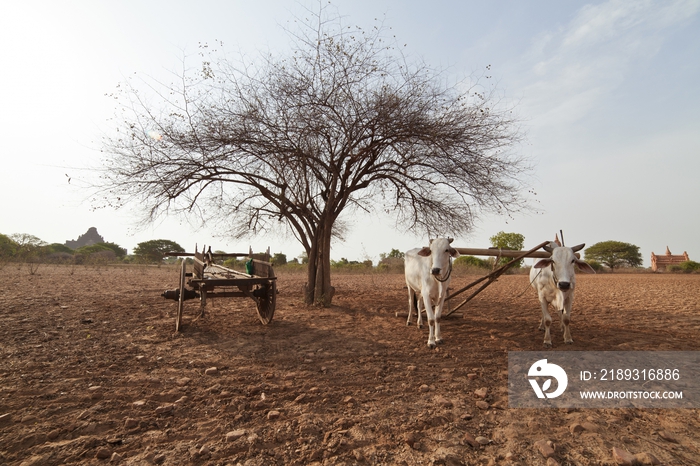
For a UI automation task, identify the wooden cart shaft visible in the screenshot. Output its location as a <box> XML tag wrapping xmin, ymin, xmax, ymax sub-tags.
<box><xmin>190</xmin><ymin>277</ymin><xmax>276</xmax><ymax>288</ymax></box>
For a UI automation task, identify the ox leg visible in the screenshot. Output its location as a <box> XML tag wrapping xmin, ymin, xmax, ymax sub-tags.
<box><xmin>416</xmin><ymin>295</ymin><xmax>424</xmax><ymax>328</ymax></box>
<box><xmin>561</xmin><ymin>302</ymin><xmax>573</xmax><ymax>344</ymax></box>
<box><xmin>422</xmin><ymin>293</ymin><xmax>437</xmax><ymax>348</ymax></box>
<box><xmin>406</xmin><ymin>287</ymin><xmax>415</xmax><ymax>326</ymax></box>
<box><xmin>434</xmin><ymin>297</ymin><xmax>445</xmax><ymax>345</ymax></box>
<box><xmin>539</xmin><ymin>300</ymin><xmax>553</xmax><ymax>348</ymax></box>
<box><xmin>435</xmin><ymin>303</ymin><xmax>443</xmax><ymax>345</ymax></box>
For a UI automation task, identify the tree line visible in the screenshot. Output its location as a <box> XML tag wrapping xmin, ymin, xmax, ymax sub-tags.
<box><xmin>0</xmin><ymin>234</ymin><xmax>185</xmax><ymax>267</ymax></box>
<box><xmin>3</xmin><ymin>231</ymin><xmax>696</xmax><ymax>273</ymax></box>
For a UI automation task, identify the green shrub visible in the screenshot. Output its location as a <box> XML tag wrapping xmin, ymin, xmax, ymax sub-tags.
<box><xmin>331</xmin><ymin>258</ymin><xmax>373</xmax><ymax>272</ymax></box>
<box><xmin>376</xmin><ymin>257</ymin><xmax>404</xmax><ymax>273</ymax></box>
<box><xmin>277</xmin><ymin>261</ymin><xmax>306</xmax><ymax>273</ymax></box>
<box><xmin>223</xmin><ymin>257</ymin><xmax>242</xmax><ymax>269</ymax></box>
<box><xmin>76</xmin><ymin>242</ymin><xmax>127</xmax><ymax>259</ymax></box>
<box><xmin>271</xmin><ymin>253</ymin><xmax>287</xmax><ymax>266</ymax></box>
<box><xmin>678</xmin><ymin>261</ymin><xmax>700</xmax><ymax>273</ymax></box>
<box><xmin>45</xmin><ymin>252</ymin><xmax>75</xmax><ymax>264</ymax></box>
<box><xmin>454</xmin><ymin>255</ymin><xmax>489</xmax><ymax>269</ymax></box>
<box><xmin>585</xmin><ymin>260</ymin><xmax>605</xmax><ymax>272</ymax></box>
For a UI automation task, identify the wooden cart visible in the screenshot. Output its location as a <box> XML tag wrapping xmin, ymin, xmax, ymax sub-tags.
<box><xmin>162</xmin><ymin>245</ymin><xmax>276</xmax><ymax>331</ymax></box>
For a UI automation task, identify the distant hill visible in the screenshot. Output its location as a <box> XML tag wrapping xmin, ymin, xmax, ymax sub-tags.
<box><xmin>65</xmin><ymin>227</ymin><xmax>105</xmax><ymax>250</ymax></box>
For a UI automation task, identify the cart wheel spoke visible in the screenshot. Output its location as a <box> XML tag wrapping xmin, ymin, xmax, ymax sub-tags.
<box><xmin>256</xmin><ymin>281</ymin><xmax>276</xmax><ymax>325</ymax></box>
<box><xmin>176</xmin><ymin>260</ymin><xmax>186</xmax><ymax>331</ymax></box>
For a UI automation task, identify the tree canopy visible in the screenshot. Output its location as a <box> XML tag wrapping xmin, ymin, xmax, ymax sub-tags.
<box><xmin>271</xmin><ymin>252</ymin><xmax>287</xmax><ymax>266</ymax></box>
<box><xmin>99</xmin><ymin>5</ymin><xmax>531</xmax><ymax>305</ymax></box>
<box><xmin>44</xmin><ymin>243</ymin><xmax>74</xmax><ymax>255</ymax></box>
<box><xmin>133</xmin><ymin>240</ymin><xmax>185</xmax><ymax>263</ymax></box>
<box><xmin>380</xmin><ymin>249</ymin><xmax>405</xmax><ymax>261</ymax></box>
<box><xmin>9</xmin><ymin>233</ymin><xmax>46</xmax><ymax>260</ymax></box>
<box><xmin>0</xmin><ymin>233</ymin><xmax>18</xmax><ymax>258</ymax></box>
<box><xmin>584</xmin><ymin>241</ymin><xmax>643</xmax><ymax>271</ymax></box>
<box><xmin>489</xmin><ymin>231</ymin><xmax>525</xmax><ymax>267</ymax></box>
<box><xmin>76</xmin><ymin>242</ymin><xmax>127</xmax><ymax>258</ymax></box>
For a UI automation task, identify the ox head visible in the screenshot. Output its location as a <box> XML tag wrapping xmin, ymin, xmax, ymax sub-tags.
<box><xmin>417</xmin><ymin>237</ymin><xmax>460</xmax><ymax>277</ymax></box>
<box><xmin>534</xmin><ymin>243</ymin><xmax>596</xmax><ymax>290</ymax></box>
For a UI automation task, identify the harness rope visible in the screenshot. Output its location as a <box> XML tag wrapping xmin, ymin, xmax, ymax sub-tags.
<box><xmin>550</xmin><ymin>263</ymin><xmax>560</xmax><ymax>287</ymax></box>
<box><xmin>513</xmin><ymin>268</ymin><xmax>542</xmax><ymax>299</ymax></box>
<box><xmin>432</xmin><ymin>257</ymin><xmax>453</xmax><ymax>283</ymax></box>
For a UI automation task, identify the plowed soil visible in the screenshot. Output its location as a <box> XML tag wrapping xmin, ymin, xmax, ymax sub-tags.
<box><xmin>1</xmin><ymin>264</ymin><xmax>699</xmax><ymax>465</ymax></box>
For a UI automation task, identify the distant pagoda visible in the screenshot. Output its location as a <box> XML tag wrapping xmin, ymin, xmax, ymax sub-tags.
<box><xmin>650</xmin><ymin>247</ymin><xmax>690</xmax><ymax>272</ymax></box>
<box><xmin>65</xmin><ymin>227</ymin><xmax>105</xmax><ymax>250</ymax></box>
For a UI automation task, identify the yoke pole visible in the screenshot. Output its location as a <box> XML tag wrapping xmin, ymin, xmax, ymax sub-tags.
<box><xmin>453</xmin><ymin>247</ymin><xmax>552</xmax><ymax>258</ymax></box>
<box><xmin>444</xmin><ymin>240</ymin><xmax>551</xmax><ymax>316</ymax></box>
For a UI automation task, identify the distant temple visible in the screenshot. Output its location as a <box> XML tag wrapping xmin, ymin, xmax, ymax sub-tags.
<box><xmin>65</xmin><ymin>227</ymin><xmax>105</xmax><ymax>250</ymax></box>
<box><xmin>650</xmin><ymin>247</ymin><xmax>690</xmax><ymax>272</ymax></box>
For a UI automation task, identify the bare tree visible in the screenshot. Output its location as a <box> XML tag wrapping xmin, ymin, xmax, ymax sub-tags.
<box><xmin>10</xmin><ymin>233</ymin><xmax>46</xmax><ymax>275</ymax></box>
<box><xmin>99</xmin><ymin>5</ymin><xmax>531</xmax><ymax>306</ymax></box>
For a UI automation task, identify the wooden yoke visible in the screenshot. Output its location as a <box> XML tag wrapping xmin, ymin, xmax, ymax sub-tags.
<box><xmin>444</xmin><ymin>241</ymin><xmax>552</xmax><ymax>317</ymax></box>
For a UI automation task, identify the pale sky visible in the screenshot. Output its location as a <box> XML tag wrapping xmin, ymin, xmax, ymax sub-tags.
<box><xmin>1</xmin><ymin>0</ymin><xmax>698</xmax><ymax>266</ymax></box>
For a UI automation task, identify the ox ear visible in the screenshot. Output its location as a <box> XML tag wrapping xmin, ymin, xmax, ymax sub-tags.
<box><xmin>533</xmin><ymin>258</ymin><xmax>552</xmax><ymax>269</ymax></box>
<box><xmin>417</xmin><ymin>247</ymin><xmax>432</xmax><ymax>257</ymax></box>
<box><xmin>575</xmin><ymin>259</ymin><xmax>596</xmax><ymax>274</ymax></box>
<box><xmin>571</xmin><ymin>243</ymin><xmax>585</xmax><ymax>253</ymax></box>
<box><xmin>449</xmin><ymin>247</ymin><xmax>460</xmax><ymax>258</ymax></box>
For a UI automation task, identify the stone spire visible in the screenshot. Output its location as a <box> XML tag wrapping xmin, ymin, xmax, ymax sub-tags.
<box><xmin>65</xmin><ymin>227</ymin><xmax>105</xmax><ymax>250</ymax></box>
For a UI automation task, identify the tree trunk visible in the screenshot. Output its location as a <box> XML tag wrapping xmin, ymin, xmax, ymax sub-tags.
<box><xmin>304</xmin><ymin>222</ymin><xmax>335</xmax><ymax>307</ymax></box>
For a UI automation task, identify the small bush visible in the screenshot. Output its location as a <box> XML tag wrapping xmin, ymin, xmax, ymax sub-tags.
<box><xmin>331</xmin><ymin>258</ymin><xmax>373</xmax><ymax>273</ymax></box>
<box><xmin>678</xmin><ymin>261</ymin><xmax>700</xmax><ymax>273</ymax></box>
<box><xmin>271</xmin><ymin>253</ymin><xmax>287</xmax><ymax>266</ymax></box>
<box><xmin>454</xmin><ymin>255</ymin><xmax>489</xmax><ymax>269</ymax></box>
<box><xmin>45</xmin><ymin>252</ymin><xmax>75</xmax><ymax>264</ymax></box>
<box><xmin>376</xmin><ymin>257</ymin><xmax>404</xmax><ymax>274</ymax></box>
<box><xmin>277</xmin><ymin>261</ymin><xmax>307</xmax><ymax>273</ymax></box>
<box><xmin>223</xmin><ymin>258</ymin><xmax>243</xmax><ymax>269</ymax></box>
<box><xmin>86</xmin><ymin>250</ymin><xmax>117</xmax><ymax>265</ymax></box>
<box><xmin>585</xmin><ymin>260</ymin><xmax>605</xmax><ymax>272</ymax></box>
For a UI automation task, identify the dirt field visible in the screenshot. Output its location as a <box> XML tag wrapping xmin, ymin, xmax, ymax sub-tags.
<box><xmin>1</xmin><ymin>264</ymin><xmax>699</xmax><ymax>465</ymax></box>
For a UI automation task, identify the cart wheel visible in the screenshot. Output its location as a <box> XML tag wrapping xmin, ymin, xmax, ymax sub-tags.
<box><xmin>255</xmin><ymin>281</ymin><xmax>276</xmax><ymax>325</ymax></box>
<box><xmin>176</xmin><ymin>260</ymin><xmax>186</xmax><ymax>332</ymax></box>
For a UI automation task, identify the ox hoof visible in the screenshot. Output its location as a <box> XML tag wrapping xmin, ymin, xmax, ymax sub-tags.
<box><xmin>543</xmin><ymin>342</ymin><xmax>552</xmax><ymax>348</ymax></box>
<box><xmin>427</xmin><ymin>342</ymin><xmax>436</xmax><ymax>349</ymax></box>
<box><xmin>565</xmin><ymin>340</ymin><xmax>574</xmax><ymax>345</ymax></box>
<box><xmin>435</xmin><ymin>339</ymin><xmax>444</xmax><ymax>345</ymax></box>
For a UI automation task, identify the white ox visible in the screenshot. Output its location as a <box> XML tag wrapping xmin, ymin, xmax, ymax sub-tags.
<box><xmin>404</xmin><ymin>237</ymin><xmax>459</xmax><ymax>348</ymax></box>
<box><xmin>530</xmin><ymin>243</ymin><xmax>595</xmax><ymax>347</ymax></box>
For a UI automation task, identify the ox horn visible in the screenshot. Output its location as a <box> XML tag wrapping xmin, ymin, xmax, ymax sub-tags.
<box><xmin>571</xmin><ymin>243</ymin><xmax>585</xmax><ymax>252</ymax></box>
